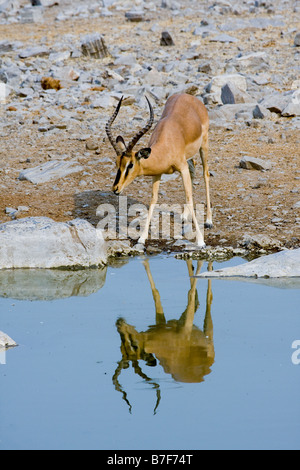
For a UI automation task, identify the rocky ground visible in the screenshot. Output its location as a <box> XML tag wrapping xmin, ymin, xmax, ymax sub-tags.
<box><xmin>0</xmin><ymin>0</ymin><xmax>299</xmax><ymax>256</ymax></box>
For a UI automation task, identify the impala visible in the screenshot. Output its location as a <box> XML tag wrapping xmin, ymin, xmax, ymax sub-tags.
<box><xmin>113</xmin><ymin>259</ymin><xmax>214</xmax><ymax>413</ymax></box>
<box><xmin>105</xmin><ymin>93</ymin><xmax>212</xmax><ymax>247</ymax></box>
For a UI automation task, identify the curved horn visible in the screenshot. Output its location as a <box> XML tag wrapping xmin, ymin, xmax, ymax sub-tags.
<box><xmin>105</xmin><ymin>96</ymin><xmax>124</xmax><ymax>156</ymax></box>
<box><xmin>126</xmin><ymin>96</ymin><xmax>154</xmax><ymax>153</ymax></box>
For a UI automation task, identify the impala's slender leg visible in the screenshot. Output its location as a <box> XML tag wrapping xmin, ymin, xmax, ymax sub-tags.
<box><xmin>143</xmin><ymin>259</ymin><xmax>165</xmax><ymax>324</ymax></box>
<box><xmin>181</xmin><ymin>160</ymin><xmax>195</xmax><ymax>223</ymax></box>
<box><xmin>138</xmin><ymin>175</ymin><xmax>161</xmax><ymax>245</ymax></box>
<box><xmin>181</xmin><ymin>164</ymin><xmax>205</xmax><ymax>248</ymax></box>
<box><xmin>200</xmin><ymin>134</ymin><xmax>213</xmax><ymax>228</ymax></box>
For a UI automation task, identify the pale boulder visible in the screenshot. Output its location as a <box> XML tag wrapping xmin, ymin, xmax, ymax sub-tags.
<box><xmin>198</xmin><ymin>249</ymin><xmax>300</xmax><ymax>279</ymax></box>
<box><xmin>0</xmin><ymin>217</ymin><xmax>107</xmax><ymax>269</ymax></box>
<box><xmin>0</xmin><ymin>331</ymin><xmax>17</xmax><ymax>349</ymax></box>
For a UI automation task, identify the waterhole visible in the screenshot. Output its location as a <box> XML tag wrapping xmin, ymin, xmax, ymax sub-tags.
<box><xmin>0</xmin><ymin>255</ymin><xmax>299</xmax><ymax>450</ymax></box>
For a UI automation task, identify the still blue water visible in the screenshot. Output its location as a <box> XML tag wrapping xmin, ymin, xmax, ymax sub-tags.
<box><xmin>0</xmin><ymin>255</ymin><xmax>299</xmax><ymax>450</ymax></box>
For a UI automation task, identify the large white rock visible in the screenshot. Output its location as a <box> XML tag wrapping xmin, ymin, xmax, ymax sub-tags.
<box><xmin>282</xmin><ymin>89</ymin><xmax>300</xmax><ymax>117</ymax></box>
<box><xmin>0</xmin><ymin>217</ymin><xmax>107</xmax><ymax>269</ymax></box>
<box><xmin>198</xmin><ymin>249</ymin><xmax>300</xmax><ymax>279</ymax></box>
<box><xmin>0</xmin><ymin>331</ymin><xmax>17</xmax><ymax>349</ymax></box>
<box><xmin>206</xmin><ymin>74</ymin><xmax>248</xmax><ymax>94</ymax></box>
<box><xmin>205</xmin><ymin>73</ymin><xmax>248</xmax><ymax>104</ymax></box>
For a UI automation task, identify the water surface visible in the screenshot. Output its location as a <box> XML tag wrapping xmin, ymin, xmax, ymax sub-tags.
<box><xmin>0</xmin><ymin>255</ymin><xmax>299</xmax><ymax>450</ymax></box>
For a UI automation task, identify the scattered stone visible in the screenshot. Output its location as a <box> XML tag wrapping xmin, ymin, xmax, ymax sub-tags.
<box><xmin>144</xmin><ymin>68</ymin><xmax>167</xmax><ymax>87</ymax></box>
<box><xmin>239</xmin><ymin>156</ymin><xmax>272</xmax><ymax>171</ymax></box>
<box><xmin>252</xmin><ymin>104</ymin><xmax>270</xmax><ymax>119</ymax></box>
<box><xmin>17</xmin><ymin>86</ymin><xmax>34</xmax><ymax>97</ymax></box>
<box><xmin>125</xmin><ymin>11</ymin><xmax>144</xmax><ymax>22</ymax></box>
<box><xmin>160</xmin><ymin>31</ymin><xmax>175</xmax><ymax>46</ymax></box>
<box><xmin>206</xmin><ymin>74</ymin><xmax>247</xmax><ymax>94</ymax></box>
<box><xmin>38</xmin><ymin>124</ymin><xmax>51</xmax><ymax>132</ymax></box>
<box><xmin>5</xmin><ymin>206</ymin><xmax>17</xmax><ymax>217</ymax></box>
<box><xmin>107</xmin><ymin>240</ymin><xmax>135</xmax><ymax>257</ymax></box>
<box><xmin>81</xmin><ymin>34</ymin><xmax>110</xmax><ymax>59</ymax></box>
<box><xmin>41</xmin><ymin>76</ymin><xmax>62</xmax><ymax>91</ymax></box>
<box><xmin>291</xmin><ymin>80</ymin><xmax>300</xmax><ymax>90</ymax></box>
<box><xmin>0</xmin><ymin>0</ymin><xmax>19</xmax><ymax>15</ymax></box>
<box><xmin>235</xmin><ymin>52</ymin><xmax>268</xmax><ymax>71</ymax></box>
<box><xmin>17</xmin><ymin>205</ymin><xmax>30</xmax><ymax>212</ymax></box>
<box><xmin>240</xmin><ymin>234</ymin><xmax>282</xmax><ymax>251</ymax></box>
<box><xmin>133</xmin><ymin>243</ymin><xmax>145</xmax><ymax>254</ymax></box>
<box><xmin>20</xmin><ymin>6</ymin><xmax>44</xmax><ymax>23</ymax></box>
<box><xmin>271</xmin><ymin>217</ymin><xmax>283</xmax><ymax>225</ymax></box>
<box><xmin>260</xmin><ymin>90</ymin><xmax>300</xmax><ymax>116</ymax></box>
<box><xmin>221</xmin><ymin>82</ymin><xmax>252</xmax><ymax>105</ymax></box>
<box><xmin>174</xmin><ymin>246</ymin><xmax>244</xmax><ymax>261</ymax></box>
<box><xmin>172</xmin><ymin>240</ymin><xmax>202</xmax><ymax>251</ymax></box>
<box><xmin>90</xmin><ymin>92</ymin><xmax>118</xmax><ymax>109</ymax></box>
<box><xmin>86</xmin><ymin>139</ymin><xmax>99</xmax><ymax>151</ymax></box>
<box><xmin>104</xmin><ymin>68</ymin><xmax>124</xmax><ymax>83</ymax></box>
<box><xmin>43</xmin><ymin>1</ymin><xmax>60</xmax><ymax>7</ymax></box>
<box><xmin>221</xmin><ymin>83</ymin><xmax>235</xmax><ymax>104</ymax></box>
<box><xmin>205</xmin><ymin>74</ymin><xmax>248</xmax><ymax>105</ymax></box>
<box><xmin>18</xmin><ymin>160</ymin><xmax>84</xmax><ymax>184</ymax></box>
<box><xmin>19</xmin><ymin>46</ymin><xmax>50</xmax><ymax>59</ymax></box>
<box><xmin>49</xmin><ymin>51</ymin><xmax>70</xmax><ymax>62</ymax></box>
<box><xmin>198</xmin><ymin>62</ymin><xmax>212</xmax><ymax>74</ymax></box>
<box><xmin>0</xmin><ymin>40</ymin><xmax>14</xmax><ymax>53</ymax></box>
<box><xmin>281</xmin><ymin>90</ymin><xmax>300</xmax><ymax>117</ymax></box>
<box><xmin>252</xmin><ymin>177</ymin><xmax>268</xmax><ymax>189</ymax></box>
<box><xmin>146</xmin><ymin>245</ymin><xmax>162</xmax><ymax>255</ymax></box>
<box><xmin>0</xmin><ymin>217</ymin><xmax>107</xmax><ymax>269</ymax></box>
<box><xmin>67</xmin><ymin>67</ymin><xmax>80</xmax><ymax>81</ymax></box>
<box><xmin>251</xmin><ymin>73</ymin><xmax>271</xmax><ymax>86</ymax></box>
<box><xmin>210</xmin><ymin>34</ymin><xmax>238</xmax><ymax>43</ymax></box>
<box><xmin>209</xmin><ymin>104</ymin><xmax>258</xmax><ymax>124</ymax></box>
<box><xmin>294</xmin><ymin>33</ymin><xmax>300</xmax><ymax>47</ymax></box>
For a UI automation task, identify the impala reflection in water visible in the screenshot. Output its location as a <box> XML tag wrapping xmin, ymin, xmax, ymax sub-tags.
<box><xmin>113</xmin><ymin>260</ymin><xmax>214</xmax><ymax>414</ymax></box>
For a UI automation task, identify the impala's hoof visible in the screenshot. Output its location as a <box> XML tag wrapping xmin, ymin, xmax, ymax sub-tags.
<box><xmin>196</xmin><ymin>240</ymin><xmax>206</xmax><ymax>249</ymax></box>
<box><xmin>205</xmin><ymin>221</ymin><xmax>213</xmax><ymax>229</ymax></box>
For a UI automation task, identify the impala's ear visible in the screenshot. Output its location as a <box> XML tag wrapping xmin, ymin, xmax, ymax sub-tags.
<box><xmin>135</xmin><ymin>148</ymin><xmax>152</xmax><ymax>160</ymax></box>
<box><xmin>116</xmin><ymin>135</ymin><xmax>126</xmax><ymax>152</ymax></box>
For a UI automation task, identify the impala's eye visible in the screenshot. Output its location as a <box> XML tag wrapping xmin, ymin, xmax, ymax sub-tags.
<box><xmin>128</xmin><ymin>162</ymin><xmax>134</xmax><ymax>170</ymax></box>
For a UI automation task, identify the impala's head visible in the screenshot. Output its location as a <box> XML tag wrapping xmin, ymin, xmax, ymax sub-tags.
<box><xmin>105</xmin><ymin>96</ymin><xmax>154</xmax><ymax>195</ymax></box>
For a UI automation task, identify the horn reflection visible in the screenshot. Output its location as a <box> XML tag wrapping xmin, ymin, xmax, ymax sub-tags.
<box><xmin>113</xmin><ymin>260</ymin><xmax>214</xmax><ymax>414</ymax></box>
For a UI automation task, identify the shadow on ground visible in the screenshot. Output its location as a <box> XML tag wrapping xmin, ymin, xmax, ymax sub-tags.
<box><xmin>74</xmin><ymin>191</ymin><xmax>146</xmax><ymax>228</ymax></box>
